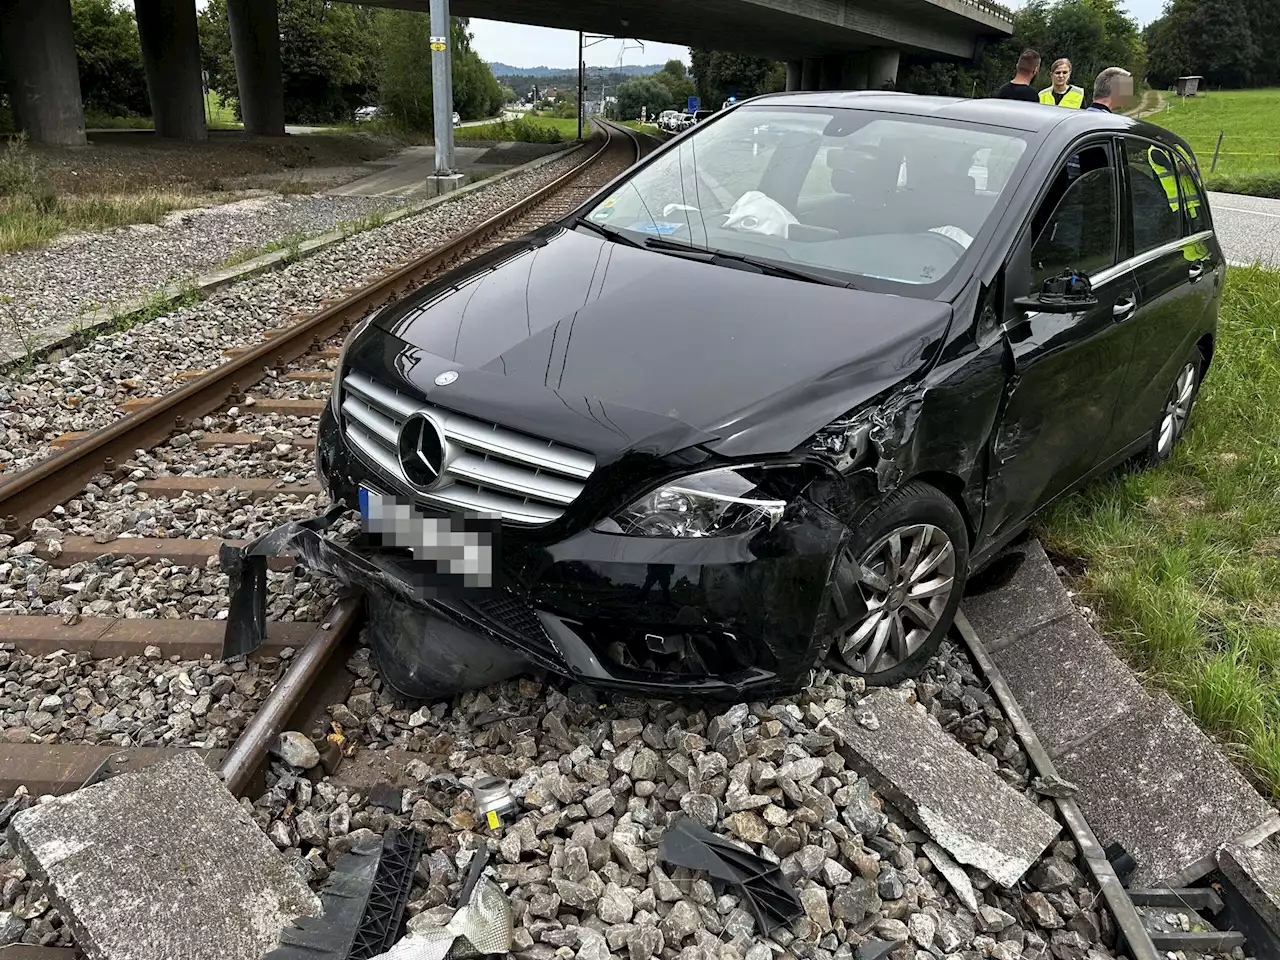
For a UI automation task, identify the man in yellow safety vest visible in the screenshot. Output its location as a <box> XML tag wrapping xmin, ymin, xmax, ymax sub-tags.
<box><xmin>1039</xmin><ymin>58</ymin><xmax>1087</xmax><ymax>108</ymax></box>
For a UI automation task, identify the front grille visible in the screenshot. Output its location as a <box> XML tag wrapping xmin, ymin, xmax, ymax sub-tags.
<box><xmin>339</xmin><ymin>369</ymin><xmax>596</xmax><ymax>525</ymax></box>
<box><xmin>467</xmin><ymin>593</ymin><xmax>551</xmax><ymax>647</ymax></box>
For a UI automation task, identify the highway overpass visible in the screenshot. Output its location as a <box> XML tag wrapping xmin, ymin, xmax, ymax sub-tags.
<box><xmin>0</xmin><ymin>0</ymin><xmax>1013</xmax><ymax>145</ymax></box>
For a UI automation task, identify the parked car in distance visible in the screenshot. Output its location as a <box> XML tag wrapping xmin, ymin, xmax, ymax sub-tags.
<box><xmin>354</xmin><ymin>105</ymin><xmax>379</xmax><ymax>122</ymax></box>
<box><xmin>673</xmin><ymin>113</ymin><xmax>696</xmax><ymax>131</ymax></box>
<box><xmin>452</xmin><ymin>111</ymin><xmax>461</xmax><ymax>126</ymax></box>
<box><xmin>656</xmin><ymin>110</ymin><xmax>680</xmax><ymax>131</ymax></box>
<box><xmin>225</xmin><ymin>92</ymin><xmax>1223</xmax><ymax>703</ymax></box>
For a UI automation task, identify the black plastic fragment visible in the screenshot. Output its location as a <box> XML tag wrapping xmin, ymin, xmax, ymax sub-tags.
<box><xmin>368</xmin><ymin>782</ymin><xmax>405</xmax><ymax>815</ymax></box>
<box><xmin>350</xmin><ymin>828</ymin><xmax>426</xmax><ymax>959</ymax></box>
<box><xmin>1105</xmin><ymin>841</ymin><xmax>1138</xmax><ymax>886</ymax></box>
<box><xmin>457</xmin><ymin>844</ymin><xmax>492</xmax><ymax>907</ymax></box>
<box><xmin>856</xmin><ymin>939</ymin><xmax>896</xmax><ymax>960</ymax></box>
<box><xmin>268</xmin><ymin>832</ymin><xmax>383</xmax><ymax>960</ymax></box>
<box><xmin>657</xmin><ymin>814</ymin><xmax>802</xmax><ymax>933</ymax></box>
<box><xmin>267</xmin><ymin>828</ymin><xmax>424</xmax><ymax>960</ymax></box>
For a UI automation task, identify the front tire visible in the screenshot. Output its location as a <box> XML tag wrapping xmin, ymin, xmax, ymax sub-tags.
<box><xmin>1144</xmin><ymin>348</ymin><xmax>1204</xmax><ymax>466</ymax></box>
<box><xmin>823</xmin><ymin>482</ymin><xmax>968</xmax><ymax>686</ymax></box>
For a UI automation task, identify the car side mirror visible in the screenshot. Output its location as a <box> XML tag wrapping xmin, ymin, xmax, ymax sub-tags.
<box><xmin>1012</xmin><ymin>270</ymin><xmax>1099</xmax><ymax>313</ymax></box>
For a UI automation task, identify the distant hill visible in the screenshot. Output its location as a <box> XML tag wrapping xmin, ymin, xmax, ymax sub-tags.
<box><xmin>489</xmin><ymin>62</ymin><xmax>669</xmax><ymax>77</ymax></box>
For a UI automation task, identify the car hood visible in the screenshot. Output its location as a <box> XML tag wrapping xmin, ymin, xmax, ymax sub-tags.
<box><xmin>362</xmin><ymin>224</ymin><xmax>952</xmax><ymax>462</ymax></box>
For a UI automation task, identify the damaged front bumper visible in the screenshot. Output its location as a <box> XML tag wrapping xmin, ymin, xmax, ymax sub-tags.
<box><xmin>220</xmin><ymin>492</ymin><xmax>852</xmax><ymax>702</ymax></box>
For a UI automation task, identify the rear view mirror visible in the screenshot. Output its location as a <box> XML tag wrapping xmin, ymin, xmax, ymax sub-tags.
<box><xmin>1013</xmin><ymin>269</ymin><xmax>1099</xmax><ymax>313</ymax></box>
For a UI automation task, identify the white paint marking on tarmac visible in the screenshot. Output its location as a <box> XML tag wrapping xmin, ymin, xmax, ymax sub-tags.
<box><xmin>1215</xmin><ymin>205</ymin><xmax>1280</xmax><ymax>219</ymax></box>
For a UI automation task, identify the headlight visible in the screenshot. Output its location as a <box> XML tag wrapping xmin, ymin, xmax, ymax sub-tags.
<box><xmin>593</xmin><ymin>466</ymin><xmax>790</xmax><ymax>538</ymax></box>
<box><xmin>330</xmin><ymin>317</ymin><xmax>372</xmax><ymax>416</ymax></box>
<box><xmin>804</xmin><ymin>410</ymin><xmax>874</xmax><ymax>469</ymax></box>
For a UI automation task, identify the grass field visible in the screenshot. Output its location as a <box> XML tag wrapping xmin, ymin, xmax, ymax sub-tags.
<box><xmin>1042</xmin><ymin>264</ymin><xmax>1280</xmax><ymax>796</ymax></box>
<box><xmin>1150</xmin><ymin>89</ymin><xmax>1280</xmax><ymax>197</ymax></box>
<box><xmin>454</xmin><ymin>114</ymin><xmax>581</xmax><ymax>144</ymax></box>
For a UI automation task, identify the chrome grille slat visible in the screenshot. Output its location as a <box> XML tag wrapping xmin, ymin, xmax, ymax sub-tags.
<box><xmin>339</xmin><ymin>369</ymin><xmax>596</xmax><ymax>525</ymax></box>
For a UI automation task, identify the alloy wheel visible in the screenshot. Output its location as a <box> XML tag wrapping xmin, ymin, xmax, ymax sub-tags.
<box><xmin>837</xmin><ymin>523</ymin><xmax>957</xmax><ymax>674</ymax></box>
<box><xmin>1158</xmin><ymin>361</ymin><xmax>1197</xmax><ymax>457</ymax></box>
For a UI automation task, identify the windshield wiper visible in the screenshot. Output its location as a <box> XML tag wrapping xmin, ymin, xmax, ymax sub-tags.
<box><xmin>570</xmin><ymin>217</ymin><xmax>644</xmax><ymax>247</ymax></box>
<box><xmin>640</xmin><ymin>236</ymin><xmax>855</xmax><ymax>288</ymax></box>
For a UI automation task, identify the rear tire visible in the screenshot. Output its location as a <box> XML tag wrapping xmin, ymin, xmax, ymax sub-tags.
<box><xmin>1143</xmin><ymin>347</ymin><xmax>1204</xmax><ymax>467</ymax></box>
<box><xmin>822</xmin><ymin>482</ymin><xmax>968</xmax><ymax>686</ymax></box>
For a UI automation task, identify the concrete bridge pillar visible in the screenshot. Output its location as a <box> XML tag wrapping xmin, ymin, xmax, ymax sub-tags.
<box><xmin>801</xmin><ymin>57</ymin><xmax>821</xmax><ymax>91</ymax></box>
<box><xmin>867</xmin><ymin>48</ymin><xmax>901</xmax><ymax>90</ymax></box>
<box><xmin>227</xmin><ymin>0</ymin><xmax>285</xmax><ymax>135</ymax></box>
<box><xmin>0</xmin><ymin>0</ymin><xmax>86</xmax><ymax>145</ymax></box>
<box><xmin>786</xmin><ymin>60</ymin><xmax>802</xmax><ymax>92</ymax></box>
<box><xmin>135</xmin><ymin>0</ymin><xmax>207</xmax><ymax>140</ymax></box>
<box><xmin>820</xmin><ymin>55</ymin><xmax>844</xmax><ymax>90</ymax></box>
<box><xmin>843</xmin><ymin>53</ymin><xmax>870</xmax><ymax>90</ymax></box>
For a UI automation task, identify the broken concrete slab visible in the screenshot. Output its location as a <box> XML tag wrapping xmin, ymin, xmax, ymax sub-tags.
<box><xmin>992</xmin><ymin>613</ymin><xmax>1151</xmax><ymax>756</ymax></box>
<box><xmin>961</xmin><ymin>542</ymin><xmax>1074</xmax><ymax>649</ymax></box>
<box><xmin>1057</xmin><ymin>694</ymin><xmax>1278</xmax><ymax>888</ymax></box>
<box><xmin>7</xmin><ymin>752</ymin><xmax>321</xmax><ymax>960</ymax></box>
<box><xmin>1218</xmin><ymin>840</ymin><xmax>1280</xmax><ymax>935</ymax></box>
<box><xmin>825</xmin><ymin>689</ymin><xmax>1060</xmax><ymax>887</ymax></box>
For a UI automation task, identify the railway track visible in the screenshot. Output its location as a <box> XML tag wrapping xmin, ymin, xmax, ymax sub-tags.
<box><xmin>0</xmin><ymin>119</ymin><xmax>648</xmax><ymax>805</ymax></box>
<box><xmin>0</xmin><ymin>119</ymin><xmax>1255</xmax><ymax>960</ymax></box>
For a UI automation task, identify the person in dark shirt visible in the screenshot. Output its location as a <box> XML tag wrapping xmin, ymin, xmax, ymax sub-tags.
<box><xmin>1087</xmin><ymin>66</ymin><xmax>1135</xmax><ymax>112</ymax></box>
<box><xmin>994</xmin><ymin>50</ymin><xmax>1042</xmax><ymax>102</ymax></box>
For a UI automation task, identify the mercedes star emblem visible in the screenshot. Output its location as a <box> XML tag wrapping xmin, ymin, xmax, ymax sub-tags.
<box><xmin>434</xmin><ymin>370</ymin><xmax>459</xmax><ymax>386</ymax></box>
<box><xmin>396</xmin><ymin>412</ymin><xmax>447</xmax><ymax>489</ymax></box>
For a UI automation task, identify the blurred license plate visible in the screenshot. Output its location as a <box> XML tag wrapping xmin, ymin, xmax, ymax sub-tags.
<box><xmin>358</xmin><ymin>485</ymin><xmax>498</xmax><ymax>587</ymax></box>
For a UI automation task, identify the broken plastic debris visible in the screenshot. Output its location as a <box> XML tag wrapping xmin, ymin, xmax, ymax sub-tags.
<box><xmin>657</xmin><ymin>814</ymin><xmax>802</xmax><ymax>933</ymax></box>
<box><xmin>470</xmin><ymin>777</ymin><xmax>518</xmax><ymax>831</ymax></box>
<box><xmin>366</xmin><ymin>870</ymin><xmax>511</xmax><ymax>960</ymax></box>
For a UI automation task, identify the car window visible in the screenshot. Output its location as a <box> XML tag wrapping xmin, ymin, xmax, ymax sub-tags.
<box><xmin>1124</xmin><ymin>140</ymin><xmax>1182</xmax><ymax>255</ymax></box>
<box><xmin>1028</xmin><ymin>144</ymin><xmax>1118</xmax><ymax>288</ymax></box>
<box><xmin>582</xmin><ymin>106</ymin><xmax>1031</xmax><ymax>291</ymax></box>
<box><xmin>1175</xmin><ymin>155</ymin><xmax>1207</xmax><ymax>235</ymax></box>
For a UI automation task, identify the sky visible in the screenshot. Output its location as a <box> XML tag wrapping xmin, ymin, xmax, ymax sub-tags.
<box><xmin>466</xmin><ymin>21</ymin><xmax>690</xmax><ymax>69</ymax></box>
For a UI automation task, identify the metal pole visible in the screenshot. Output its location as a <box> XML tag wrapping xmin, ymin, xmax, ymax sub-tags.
<box><xmin>443</xmin><ymin>12</ymin><xmax>456</xmax><ymax>168</ymax></box>
<box><xmin>429</xmin><ymin>0</ymin><xmax>452</xmax><ymax>175</ymax></box>
<box><xmin>1210</xmin><ymin>130</ymin><xmax>1223</xmax><ymax>174</ymax></box>
<box><xmin>578</xmin><ymin>31</ymin><xmax>584</xmax><ymax>141</ymax></box>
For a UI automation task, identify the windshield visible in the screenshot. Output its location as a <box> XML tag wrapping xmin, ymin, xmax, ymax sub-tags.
<box><xmin>583</xmin><ymin>105</ymin><xmax>1030</xmax><ymax>289</ymax></box>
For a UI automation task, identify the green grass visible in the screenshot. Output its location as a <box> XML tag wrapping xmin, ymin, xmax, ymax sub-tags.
<box><xmin>0</xmin><ymin>135</ymin><xmax>198</xmax><ymax>253</ymax></box>
<box><xmin>1150</xmin><ymin>89</ymin><xmax>1280</xmax><ymax>197</ymax></box>
<box><xmin>81</xmin><ymin>94</ymin><xmax>242</xmax><ymax>132</ymax></box>
<box><xmin>454</xmin><ymin>115</ymin><xmax>581</xmax><ymax>144</ymax></box>
<box><xmin>1041</xmin><ymin>265</ymin><xmax>1280</xmax><ymax>795</ymax></box>
<box><xmin>620</xmin><ymin>120</ymin><xmax>661</xmax><ymax>133</ymax></box>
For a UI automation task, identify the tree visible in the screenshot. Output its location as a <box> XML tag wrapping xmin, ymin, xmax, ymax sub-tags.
<box><xmin>689</xmin><ymin>50</ymin><xmax>783</xmax><ymax>107</ymax></box>
<box><xmin>653</xmin><ymin>58</ymin><xmax>696</xmax><ymax>107</ymax></box>
<box><xmin>613</xmin><ymin>76</ymin><xmax>672</xmax><ymax>120</ymax></box>
<box><xmin>199</xmin><ymin>0</ymin><xmax>378</xmax><ymax>123</ymax></box>
<box><xmin>376</xmin><ymin>11</ymin><xmax>501</xmax><ymax>130</ymax></box>
<box><xmin>71</xmin><ymin>0</ymin><xmax>150</xmax><ymax>119</ymax></box>
<box><xmin>1146</xmin><ymin>0</ymin><xmax>1262</xmax><ymax>88</ymax></box>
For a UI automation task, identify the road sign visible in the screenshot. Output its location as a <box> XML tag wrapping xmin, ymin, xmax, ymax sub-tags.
<box><xmin>429</xmin><ymin>36</ymin><xmax>447</xmax><ymax>51</ymax></box>
<box><xmin>687</xmin><ymin>96</ymin><xmax>700</xmax><ymax>113</ymax></box>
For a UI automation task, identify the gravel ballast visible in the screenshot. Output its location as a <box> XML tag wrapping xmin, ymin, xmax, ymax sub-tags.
<box><xmin>0</xmin><ymin>145</ymin><xmax>590</xmax><ymax>474</ymax></box>
<box><xmin>0</xmin><ymin>194</ymin><xmax>407</xmax><ymax>361</ymax></box>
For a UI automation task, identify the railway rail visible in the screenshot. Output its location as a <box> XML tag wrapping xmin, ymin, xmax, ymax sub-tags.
<box><xmin>0</xmin><ymin>119</ymin><xmax>1258</xmax><ymax>960</ymax></box>
<box><xmin>0</xmin><ymin>119</ymin><xmax>648</xmax><ymax>801</ymax></box>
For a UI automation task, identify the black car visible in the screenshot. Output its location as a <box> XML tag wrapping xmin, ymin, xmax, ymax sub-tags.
<box><xmin>222</xmin><ymin>92</ymin><xmax>1224</xmax><ymax>701</ymax></box>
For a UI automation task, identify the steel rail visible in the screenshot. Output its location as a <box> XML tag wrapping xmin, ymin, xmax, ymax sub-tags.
<box><xmin>0</xmin><ymin>125</ymin><xmax>624</xmax><ymax>537</ymax></box>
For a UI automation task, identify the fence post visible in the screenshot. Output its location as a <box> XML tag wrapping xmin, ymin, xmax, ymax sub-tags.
<box><xmin>1210</xmin><ymin>130</ymin><xmax>1224</xmax><ymax>174</ymax></box>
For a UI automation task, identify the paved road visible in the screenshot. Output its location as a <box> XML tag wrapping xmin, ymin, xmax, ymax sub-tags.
<box><xmin>1210</xmin><ymin>192</ymin><xmax>1280</xmax><ymax>268</ymax></box>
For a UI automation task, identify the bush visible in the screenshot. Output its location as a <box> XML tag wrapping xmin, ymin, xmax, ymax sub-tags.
<box><xmin>1205</xmin><ymin>172</ymin><xmax>1280</xmax><ymax>198</ymax></box>
<box><xmin>455</xmin><ymin>116</ymin><xmax>564</xmax><ymax>143</ymax></box>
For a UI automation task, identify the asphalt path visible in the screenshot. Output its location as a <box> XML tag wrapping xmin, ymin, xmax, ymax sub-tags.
<box><xmin>1209</xmin><ymin>191</ymin><xmax>1280</xmax><ymax>268</ymax></box>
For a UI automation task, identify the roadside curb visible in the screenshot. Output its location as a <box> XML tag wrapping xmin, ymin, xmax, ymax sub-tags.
<box><xmin>1</xmin><ymin>137</ymin><xmax>591</xmax><ymax>373</ymax></box>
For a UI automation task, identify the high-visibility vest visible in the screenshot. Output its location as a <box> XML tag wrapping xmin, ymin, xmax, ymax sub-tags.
<box><xmin>1147</xmin><ymin>147</ymin><xmax>1208</xmax><ymax>260</ymax></box>
<box><xmin>1039</xmin><ymin>85</ymin><xmax>1085</xmax><ymax>108</ymax></box>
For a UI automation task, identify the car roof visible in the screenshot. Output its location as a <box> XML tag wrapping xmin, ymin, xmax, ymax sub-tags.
<box><xmin>737</xmin><ymin>91</ymin><xmax>1197</xmax><ymax>156</ymax></box>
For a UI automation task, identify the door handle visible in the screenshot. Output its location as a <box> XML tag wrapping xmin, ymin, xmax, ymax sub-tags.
<box><xmin>1112</xmin><ymin>295</ymin><xmax>1137</xmax><ymax>321</ymax></box>
<box><xmin>1188</xmin><ymin>262</ymin><xmax>1206</xmax><ymax>282</ymax></box>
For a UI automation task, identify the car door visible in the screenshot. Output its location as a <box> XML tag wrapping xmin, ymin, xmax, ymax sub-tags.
<box><xmin>1105</xmin><ymin>138</ymin><xmax>1220</xmax><ymax>452</ymax></box>
<box><xmin>980</xmin><ymin>140</ymin><xmax>1139</xmax><ymax>545</ymax></box>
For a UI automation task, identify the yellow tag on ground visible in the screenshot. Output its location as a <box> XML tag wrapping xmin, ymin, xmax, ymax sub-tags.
<box><xmin>486</xmin><ymin>810</ymin><xmax>500</xmax><ymax>829</ymax></box>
